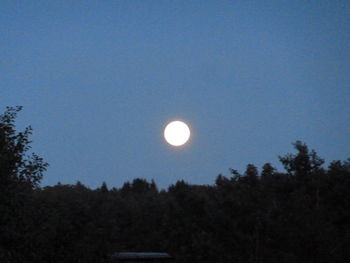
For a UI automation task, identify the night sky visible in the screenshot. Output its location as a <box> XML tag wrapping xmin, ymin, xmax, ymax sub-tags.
<box><xmin>1</xmin><ymin>1</ymin><xmax>349</xmax><ymax>188</ymax></box>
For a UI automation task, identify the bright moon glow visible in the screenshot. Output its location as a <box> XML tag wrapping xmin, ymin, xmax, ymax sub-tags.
<box><xmin>164</xmin><ymin>121</ymin><xmax>190</xmax><ymax>146</ymax></box>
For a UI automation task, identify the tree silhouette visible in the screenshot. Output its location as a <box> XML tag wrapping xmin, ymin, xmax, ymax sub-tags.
<box><xmin>1</xmin><ymin>107</ymin><xmax>350</xmax><ymax>263</ymax></box>
<box><xmin>0</xmin><ymin>106</ymin><xmax>48</xmax><ymax>262</ymax></box>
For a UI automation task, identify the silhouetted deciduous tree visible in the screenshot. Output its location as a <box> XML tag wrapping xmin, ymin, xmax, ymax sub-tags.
<box><xmin>0</xmin><ymin>106</ymin><xmax>48</xmax><ymax>262</ymax></box>
<box><xmin>279</xmin><ymin>141</ymin><xmax>324</xmax><ymax>178</ymax></box>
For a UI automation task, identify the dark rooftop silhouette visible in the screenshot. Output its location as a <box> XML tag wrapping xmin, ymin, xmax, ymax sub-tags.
<box><xmin>111</xmin><ymin>252</ymin><xmax>173</xmax><ymax>262</ymax></box>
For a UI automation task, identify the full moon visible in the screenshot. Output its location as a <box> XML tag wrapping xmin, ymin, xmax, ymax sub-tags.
<box><xmin>164</xmin><ymin>121</ymin><xmax>191</xmax><ymax>146</ymax></box>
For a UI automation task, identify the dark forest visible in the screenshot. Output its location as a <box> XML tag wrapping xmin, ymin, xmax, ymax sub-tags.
<box><xmin>1</xmin><ymin>107</ymin><xmax>349</xmax><ymax>263</ymax></box>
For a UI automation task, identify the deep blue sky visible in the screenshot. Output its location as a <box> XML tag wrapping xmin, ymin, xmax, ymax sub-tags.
<box><xmin>1</xmin><ymin>1</ymin><xmax>349</xmax><ymax>188</ymax></box>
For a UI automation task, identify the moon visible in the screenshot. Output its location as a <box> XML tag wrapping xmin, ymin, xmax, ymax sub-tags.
<box><xmin>164</xmin><ymin>121</ymin><xmax>191</xmax><ymax>146</ymax></box>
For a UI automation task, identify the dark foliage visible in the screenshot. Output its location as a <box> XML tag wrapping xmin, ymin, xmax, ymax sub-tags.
<box><xmin>0</xmin><ymin>106</ymin><xmax>48</xmax><ymax>262</ymax></box>
<box><xmin>1</xmin><ymin>107</ymin><xmax>350</xmax><ymax>262</ymax></box>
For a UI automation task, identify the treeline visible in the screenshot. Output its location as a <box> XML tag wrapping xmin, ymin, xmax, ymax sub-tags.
<box><xmin>1</xmin><ymin>107</ymin><xmax>350</xmax><ymax>263</ymax></box>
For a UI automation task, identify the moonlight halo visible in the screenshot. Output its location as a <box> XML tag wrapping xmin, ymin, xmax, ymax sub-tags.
<box><xmin>164</xmin><ymin>121</ymin><xmax>190</xmax><ymax>146</ymax></box>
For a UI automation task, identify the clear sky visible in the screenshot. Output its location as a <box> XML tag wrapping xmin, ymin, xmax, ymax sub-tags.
<box><xmin>1</xmin><ymin>1</ymin><xmax>350</xmax><ymax>188</ymax></box>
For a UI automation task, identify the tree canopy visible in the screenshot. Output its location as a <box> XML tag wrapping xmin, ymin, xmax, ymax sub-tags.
<box><xmin>1</xmin><ymin>107</ymin><xmax>349</xmax><ymax>263</ymax></box>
